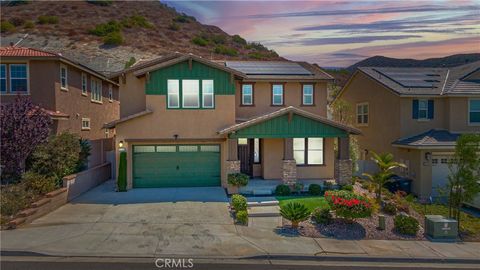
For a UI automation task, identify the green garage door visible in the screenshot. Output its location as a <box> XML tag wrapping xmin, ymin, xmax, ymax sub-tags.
<box><xmin>133</xmin><ymin>144</ymin><xmax>221</xmax><ymax>188</ymax></box>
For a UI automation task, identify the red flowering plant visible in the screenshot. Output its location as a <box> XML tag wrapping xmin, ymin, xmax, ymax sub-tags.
<box><xmin>325</xmin><ymin>190</ymin><xmax>372</xmax><ymax>222</ymax></box>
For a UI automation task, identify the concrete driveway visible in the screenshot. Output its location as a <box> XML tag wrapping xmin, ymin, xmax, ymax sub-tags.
<box><xmin>1</xmin><ymin>181</ymin><xmax>263</xmax><ymax>257</ymax></box>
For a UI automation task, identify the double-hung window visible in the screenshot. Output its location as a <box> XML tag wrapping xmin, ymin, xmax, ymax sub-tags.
<box><xmin>167</xmin><ymin>80</ymin><xmax>180</xmax><ymax>108</ymax></box>
<box><xmin>302</xmin><ymin>84</ymin><xmax>314</xmax><ymax>105</ymax></box>
<box><xmin>272</xmin><ymin>84</ymin><xmax>283</xmax><ymax>105</ymax></box>
<box><xmin>0</xmin><ymin>64</ymin><xmax>6</xmax><ymax>93</ymax></box>
<box><xmin>81</xmin><ymin>118</ymin><xmax>90</xmax><ymax>130</ymax></box>
<box><xmin>60</xmin><ymin>64</ymin><xmax>68</xmax><ymax>90</ymax></box>
<box><xmin>10</xmin><ymin>64</ymin><xmax>28</xmax><ymax>93</ymax></box>
<box><xmin>91</xmin><ymin>78</ymin><xmax>102</xmax><ymax>102</ymax></box>
<box><xmin>293</xmin><ymin>138</ymin><xmax>324</xmax><ymax>165</ymax></box>
<box><xmin>356</xmin><ymin>103</ymin><xmax>369</xmax><ymax>125</ymax></box>
<box><xmin>182</xmin><ymin>79</ymin><xmax>199</xmax><ymax>108</ymax></box>
<box><xmin>108</xmin><ymin>84</ymin><xmax>113</xmax><ymax>101</ymax></box>
<box><xmin>418</xmin><ymin>99</ymin><xmax>428</xmax><ymax>119</ymax></box>
<box><xmin>469</xmin><ymin>99</ymin><xmax>480</xmax><ymax>125</ymax></box>
<box><xmin>202</xmin><ymin>80</ymin><xmax>214</xmax><ymax>108</ymax></box>
<box><xmin>241</xmin><ymin>84</ymin><xmax>253</xmax><ymax>105</ymax></box>
<box><xmin>81</xmin><ymin>73</ymin><xmax>87</xmax><ymax>95</ymax></box>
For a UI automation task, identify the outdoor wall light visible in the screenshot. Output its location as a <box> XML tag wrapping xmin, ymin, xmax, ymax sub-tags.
<box><xmin>173</xmin><ymin>134</ymin><xmax>179</xmax><ymax>140</ymax></box>
<box><xmin>118</xmin><ymin>141</ymin><xmax>124</xmax><ymax>148</ymax></box>
<box><xmin>425</xmin><ymin>152</ymin><xmax>432</xmax><ymax>161</ymax></box>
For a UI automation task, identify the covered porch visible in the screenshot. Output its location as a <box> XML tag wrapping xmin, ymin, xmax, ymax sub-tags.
<box><xmin>218</xmin><ymin>107</ymin><xmax>361</xmax><ymax>191</ymax></box>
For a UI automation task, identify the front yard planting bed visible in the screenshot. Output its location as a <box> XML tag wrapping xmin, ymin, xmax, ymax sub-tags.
<box><xmin>276</xmin><ymin>196</ymin><xmax>328</xmax><ymax>213</ymax></box>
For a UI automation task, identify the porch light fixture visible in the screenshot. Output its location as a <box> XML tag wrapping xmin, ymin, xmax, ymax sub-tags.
<box><xmin>118</xmin><ymin>141</ymin><xmax>124</xmax><ymax>148</ymax></box>
<box><xmin>173</xmin><ymin>134</ymin><xmax>179</xmax><ymax>140</ymax></box>
<box><xmin>425</xmin><ymin>152</ymin><xmax>432</xmax><ymax>161</ymax></box>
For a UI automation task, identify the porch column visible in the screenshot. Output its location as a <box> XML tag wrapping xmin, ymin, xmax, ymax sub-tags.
<box><xmin>226</xmin><ymin>138</ymin><xmax>240</xmax><ymax>174</ymax></box>
<box><xmin>335</xmin><ymin>136</ymin><xmax>352</xmax><ymax>185</ymax></box>
<box><xmin>282</xmin><ymin>138</ymin><xmax>297</xmax><ymax>184</ymax></box>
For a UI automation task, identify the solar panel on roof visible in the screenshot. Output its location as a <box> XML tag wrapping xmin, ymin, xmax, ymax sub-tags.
<box><xmin>225</xmin><ymin>61</ymin><xmax>312</xmax><ymax>75</ymax></box>
<box><xmin>373</xmin><ymin>68</ymin><xmax>441</xmax><ymax>88</ymax></box>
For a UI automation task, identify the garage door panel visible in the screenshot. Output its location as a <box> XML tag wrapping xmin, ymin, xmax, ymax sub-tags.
<box><xmin>133</xmin><ymin>145</ymin><xmax>220</xmax><ymax>188</ymax></box>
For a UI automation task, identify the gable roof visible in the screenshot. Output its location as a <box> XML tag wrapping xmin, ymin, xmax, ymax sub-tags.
<box><xmin>392</xmin><ymin>129</ymin><xmax>460</xmax><ymax>149</ymax></box>
<box><xmin>104</xmin><ymin>109</ymin><xmax>153</xmax><ymax>129</ymax></box>
<box><xmin>218</xmin><ymin>106</ymin><xmax>361</xmax><ymax>136</ymax></box>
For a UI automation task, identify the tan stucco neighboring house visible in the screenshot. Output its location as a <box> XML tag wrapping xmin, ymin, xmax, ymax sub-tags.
<box><xmin>0</xmin><ymin>46</ymin><xmax>120</xmax><ymax>167</ymax></box>
<box><xmin>335</xmin><ymin>61</ymin><xmax>480</xmax><ymax>198</ymax></box>
<box><xmin>106</xmin><ymin>53</ymin><xmax>360</xmax><ymax>190</ymax></box>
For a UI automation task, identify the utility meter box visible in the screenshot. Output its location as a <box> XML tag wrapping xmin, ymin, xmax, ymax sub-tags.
<box><xmin>425</xmin><ymin>215</ymin><xmax>458</xmax><ymax>241</ymax></box>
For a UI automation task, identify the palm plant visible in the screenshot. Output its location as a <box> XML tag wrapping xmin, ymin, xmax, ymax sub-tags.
<box><xmin>279</xmin><ymin>202</ymin><xmax>310</xmax><ymax>229</ymax></box>
<box><xmin>363</xmin><ymin>152</ymin><xmax>406</xmax><ymax>203</ymax></box>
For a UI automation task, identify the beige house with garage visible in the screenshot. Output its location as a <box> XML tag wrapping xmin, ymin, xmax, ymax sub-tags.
<box><xmin>335</xmin><ymin>61</ymin><xmax>480</xmax><ymax>198</ymax></box>
<box><xmin>106</xmin><ymin>53</ymin><xmax>360</xmax><ymax>190</ymax></box>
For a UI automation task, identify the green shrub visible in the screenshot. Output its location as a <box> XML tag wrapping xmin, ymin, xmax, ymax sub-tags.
<box><xmin>103</xmin><ymin>31</ymin><xmax>123</xmax><ymax>45</ymax></box>
<box><xmin>246</xmin><ymin>42</ymin><xmax>268</xmax><ymax>51</ymax></box>
<box><xmin>323</xmin><ymin>181</ymin><xmax>334</xmax><ymax>191</ymax></box>
<box><xmin>325</xmin><ymin>190</ymin><xmax>372</xmax><ymax>221</ymax></box>
<box><xmin>173</xmin><ymin>13</ymin><xmax>195</xmax><ymax>23</ymax></box>
<box><xmin>312</xmin><ymin>207</ymin><xmax>332</xmax><ymax>224</ymax></box>
<box><xmin>22</xmin><ymin>171</ymin><xmax>56</xmax><ymax>195</ymax></box>
<box><xmin>280</xmin><ymin>202</ymin><xmax>310</xmax><ymax>228</ymax></box>
<box><xmin>117</xmin><ymin>151</ymin><xmax>127</xmax><ymax>191</ymax></box>
<box><xmin>1</xmin><ymin>21</ymin><xmax>15</xmax><ymax>33</ymax></box>
<box><xmin>29</xmin><ymin>132</ymin><xmax>81</xmax><ymax>184</ymax></box>
<box><xmin>292</xmin><ymin>183</ymin><xmax>304</xmax><ymax>194</ymax></box>
<box><xmin>308</xmin><ymin>184</ymin><xmax>322</xmax><ymax>195</ymax></box>
<box><xmin>231</xmin><ymin>194</ymin><xmax>247</xmax><ymax>211</ymax></box>
<box><xmin>0</xmin><ymin>184</ymin><xmax>32</xmax><ymax>217</ymax></box>
<box><xmin>341</xmin><ymin>184</ymin><xmax>353</xmax><ymax>191</ymax></box>
<box><xmin>211</xmin><ymin>34</ymin><xmax>226</xmax><ymax>44</ymax></box>
<box><xmin>232</xmin><ymin>34</ymin><xmax>247</xmax><ymax>45</ymax></box>
<box><xmin>89</xmin><ymin>20</ymin><xmax>122</xmax><ymax>36</ymax></box>
<box><xmin>124</xmin><ymin>56</ymin><xmax>136</xmax><ymax>68</ymax></box>
<box><xmin>394</xmin><ymin>215</ymin><xmax>419</xmax><ymax>235</ymax></box>
<box><xmin>383</xmin><ymin>202</ymin><xmax>397</xmax><ymax>215</ymax></box>
<box><xmin>9</xmin><ymin>17</ymin><xmax>24</xmax><ymax>27</ymax></box>
<box><xmin>37</xmin><ymin>15</ymin><xmax>58</xmax><ymax>24</ymax></box>
<box><xmin>275</xmin><ymin>184</ymin><xmax>291</xmax><ymax>196</ymax></box>
<box><xmin>214</xmin><ymin>45</ymin><xmax>238</xmax><ymax>56</ymax></box>
<box><xmin>86</xmin><ymin>0</ymin><xmax>112</xmax><ymax>6</ymax></box>
<box><xmin>227</xmin><ymin>173</ymin><xmax>249</xmax><ymax>188</ymax></box>
<box><xmin>191</xmin><ymin>36</ymin><xmax>208</xmax><ymax>46</ymax></box>
<box><xmin>236</xmin><ymin>210</ymin><xmax>248</xmax><ymax>225</ymax></box>
<box><xmin>248</xmin><ymin>52</ymin><xmax>263</xmax><ymax>59</ymax></box>
<box><xmin>168</xmin><ymin>22</ymin><xmax>180</xmax><ymax>31</ymax></box>
<box><xmin>76</xmin><ymin>139</ymin><xmax>91</xmax><ymax>172</ymax></box>
<box><xmin>121</xmin><ymin>14</ymin><xmax>153</xmax><ymax>29</ymax></box>
<box><xmin>24</xmin><ymin>20</ymin><xmax>34</xmax><ymax>29</ymax></box>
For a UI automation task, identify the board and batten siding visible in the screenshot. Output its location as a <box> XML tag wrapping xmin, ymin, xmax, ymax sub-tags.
<box><xmin>145</xmin><ymin>60</ymin><xmax>236</xmax><ymax>95</ymax></box>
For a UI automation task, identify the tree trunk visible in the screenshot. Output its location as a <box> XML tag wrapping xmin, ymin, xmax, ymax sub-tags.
<box><xmin>291</xmin><ymin>221</ymin><xmax>299</xmax><ymax>229</ymax></box>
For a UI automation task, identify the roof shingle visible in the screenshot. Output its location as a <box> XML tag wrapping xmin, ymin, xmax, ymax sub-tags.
<box><xmin>0</xmin><ymin>46</ymin><xmax>57</xmax><ymax>57</ymax></box>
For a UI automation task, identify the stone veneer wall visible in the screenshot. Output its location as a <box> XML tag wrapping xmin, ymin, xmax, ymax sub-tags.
<box><xmin>282</xmin><ymin>159</ymin><xmax>297</xmax><ymax>184</ymax></box>
<box><xmin>226</xmin><ymin>160</ymin><xmax>241</xmax><ymax>174</ymax></box>
<box><xmin>335</xmin><ymin>159</ymin><xmax>352</xmax><ymax>185</ymax></box>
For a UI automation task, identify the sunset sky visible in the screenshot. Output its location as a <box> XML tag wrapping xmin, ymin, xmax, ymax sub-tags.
<box><xmin>164</xmin><ymin>0</ymin><xmax>480</xmax><ymax>67</ymax></box>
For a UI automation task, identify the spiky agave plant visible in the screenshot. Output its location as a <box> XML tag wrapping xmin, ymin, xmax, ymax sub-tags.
<box><xmin>280</xmin><ymin>202</ymin><xmax>310</xmax><ymax>229</ymax></box>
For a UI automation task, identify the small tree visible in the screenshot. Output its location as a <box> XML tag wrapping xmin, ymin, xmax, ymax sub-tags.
<box><xmin>363</xmin><ymin>152</ymin><xmax>406</xmax><ymax>203</ymax></box>
<box><xmin>0</xmin><ymin>96</ymin><xmax>51</xmax><ymax>181</ymax></box>
<box><xmin>446</xmin><ymin>134</ymin><xmax>480</xmax><ymax>228</ymax></box>
<box><xmin>117</xmin><ymin>151</ymin><xmax>127</xmax><ymax>192</ymax></box>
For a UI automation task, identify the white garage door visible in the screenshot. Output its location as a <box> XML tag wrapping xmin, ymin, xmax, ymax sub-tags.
<box><xmin>431</xmin><ymin>156</ymin><xmax>452</xmax><ymax>198</ymax></box>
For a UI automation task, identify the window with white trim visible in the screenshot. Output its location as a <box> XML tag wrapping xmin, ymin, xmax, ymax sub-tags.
<box><xmin>0</xmin><ymin>64</ymin><xmax>6</xmax><ymax>93</ymax></box>
<box><xmin>241</xmin><ymin>84</ymin><xmax>253</xmax><ymax>105</ymax></box>
<box><xmin>272</xmin><ymin>84</ymin><xmax>283</xmax><ymax>105</ymax></box>
<box><xmin>253</xmin><ymin>138</ymin><xmax>261</xmax><ymax>163</ymax></box>
<box><xmin>167</xmin><ymin>80</ymin><xmax>179</xmax><ymax>108</ymax></box>
<box><xmin>81</xmin><ymin>118</ymin><xmax>90</xmax><ymax>130</ymax></box>
<box><xmin>418</xmin><ymin>99</ymin><xmax>428</xmax><ymax>119</ymax></box>
<box><xmin>81</xmin><ymin>73</ymin><xmax>87</xmax><ymax>95</ymax></box>
<box><xmin>90</xmin><ymin>78</ymin><xmax>102</xmax><ymax>102</ymax></box>
<box><xmin>182</xmin><ymin>79</ymin><xmax>199</xmax><ymax>108</ymax></box>
<box><xmin>202</xmin><ymin>80</ymin><xmax>214</xmax><ymax>108</ymax></box>
<box><xmin>302</xmin><ymin>84</ymin><xmax>313</xmax><ymax>105</ymax></box>
<box><xmin>356</xmin><ymin>103</ymin><xmax>369</xmax><ymax>125</ymax></box>
<box><xmin>293</xmin><ymin>138</ymin><xmax>324</xmax><ymax>165</ymax></box>
<box><xmin>10</xmin><ymin>64</ymin><xmax>28</xmax><ymax>93</ymax></box>
<box><xmin>469</xmin><ymin>99</ymin><xmax>480</xmax><ymax>124</ymax></box>
<box><xmin>60</xmin><ymin>64</ymin><xmax>68</xmax><ymax>90</ymax></box>
<box><xmin>108</xmin><ymin>84</ymin><xmax>113</xmax><ymax>101</ymax></box>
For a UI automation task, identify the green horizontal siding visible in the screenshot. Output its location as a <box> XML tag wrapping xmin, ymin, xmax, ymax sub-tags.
<box><xmin>229</xmin><ymin>114</ymin><xmax>348</xmax><ymax>138</ymax></box>
<box><xmin>145</xmin><ymin>60</ymin><xmax>235</xmax><ymax>95</ymax></box>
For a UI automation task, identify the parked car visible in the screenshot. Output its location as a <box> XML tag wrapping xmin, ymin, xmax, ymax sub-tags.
<box><xmin>384</xmin><ymin>175</ymin><xmax>413</xmax><ymax>194</ymax></box>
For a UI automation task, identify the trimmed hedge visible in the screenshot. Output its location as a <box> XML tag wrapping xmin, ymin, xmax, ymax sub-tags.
<box><xmin>394</xmin><ymin>215</ymin><xmax>419</xmax><ymax>235</ymax></box>
<box><xmin>231</xmin><ymin>194</ymin><xmax>247</xmax><ymax>211</ymax></box>
<box><xmin>236</xmin><ymin>210</ymin><xmax>248</xmax><ymax>225</ymax></box>
<box><xmin>308</xmin><ymin>184</ymin><xmax>322</xmax><ymax>195</ymax></box>
<box><xmin>117</xmin><ymin>151</ymin><xmax>127</xmax><ymax>192</ymax></box>
<box><xmin>275</xmin><ymin>184</ymin><xmax>291</xmax><ymax>196</ymax></box>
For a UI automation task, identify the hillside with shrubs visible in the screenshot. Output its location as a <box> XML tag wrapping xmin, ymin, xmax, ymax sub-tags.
<box><xmin>0</xmin><ymin>0</ymin><xmax>280</xmax><ymax>75</ymax></box>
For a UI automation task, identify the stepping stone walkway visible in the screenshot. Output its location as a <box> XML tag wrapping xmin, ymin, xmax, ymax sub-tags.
<box><xmin>246</xmin><ymin>200</ymin><xmax>283</xmax><ymax>229</ymax></box>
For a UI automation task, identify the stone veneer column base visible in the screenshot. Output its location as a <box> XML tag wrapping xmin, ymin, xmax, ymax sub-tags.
<box><xmin>226</xmin><ymin>160</ymin><xmax>241</xmax><ymax>174</ymax></box>
<box><xmin>335</xmin><ymin>159</ymin><xmax>352</xmax><ymax>185</ymax></box>
<box><xmin>282</xmin><ymin>159</ymin><xmax>297</xmax><ymax>184</ymax></box>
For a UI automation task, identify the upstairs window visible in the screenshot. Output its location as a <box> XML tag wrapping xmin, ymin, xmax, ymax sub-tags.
<box><xmin>272</xmin><ymin>84</ymin><xmax>284</xmax><ymax>105</ymax></box>
<box><xmin>293</xmin><ymin>138</ymin><xmax>324</xmax><ymax>165</ymax></box>
<box><xmin>418</xmin><ymin>100</ymin><xmax>428</xmax><ymax>119</ymax></box>
<box><xmin>241</xmin><ymin>84</ymin><xmax>253</xmax><ymax>105</ymax></box>
<box><xmin>81</xmin><ymin>73</ymin><xmax>87</xmax><ymax>95</ymax></box>
<box><xmin>356</xmin><ymin>103</ymin><xmax>369</xmax><ymax>125</ymax></box>
<box><xmin>167</xmin><ymin>80</ymin><xmax>180</xmax><ymax>108</ymax></box>
<box><xmin>469</xmin><ymin>99</ymin><xmax>480</xmax><ymax>124</ymax></box>
<box><xmin>202</xmin><ymin>80</ymin><xmax>214</xmax><ymax>108</ymax></box>
<box><xmin>302</xmin><ymin>84</ymin><xmax>314</xmax><ymax>105</ymax></box>
<box><xmin>60</xmin><ymin>64</ymin><xmax>68</xmax><ymax>90</ymax></box>
<box><xmin>81</xmin><ymin>118</ymin><xmax>90</xmax><ymax>130</ymax></box>
<box><xmin>413</xmin><ymin>99</ymin><xmax>433</xmax><ymax>120</ymax></box>
<box><xmin>10</xmin><ymin>64</ymin><xmax>28</xmax><ymax>93</ymax></box>
<box><xmin>0</xmin><ymin>64</ymin><xmax>5</xmax><ymax>93</ymax></box>
<box><xmin>182</xmin><ymin>79</ymin><xmax>199</xmax><ymax>108</ymax></box>
<box><xmin>91</xmin><ymin>78</ymin><xmax>102</xmax><ymax>102</ymax></box>
<box><xmin>108</xmin><ymin>84</ymin><xmax>113</xmax><ymax>101</ymax></box>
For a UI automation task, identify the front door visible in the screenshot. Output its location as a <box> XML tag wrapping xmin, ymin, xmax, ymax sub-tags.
<box><xmin>238</xmin><ymin>139</ymin><xmax>252</xmax><ymax>176</ymax></box>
